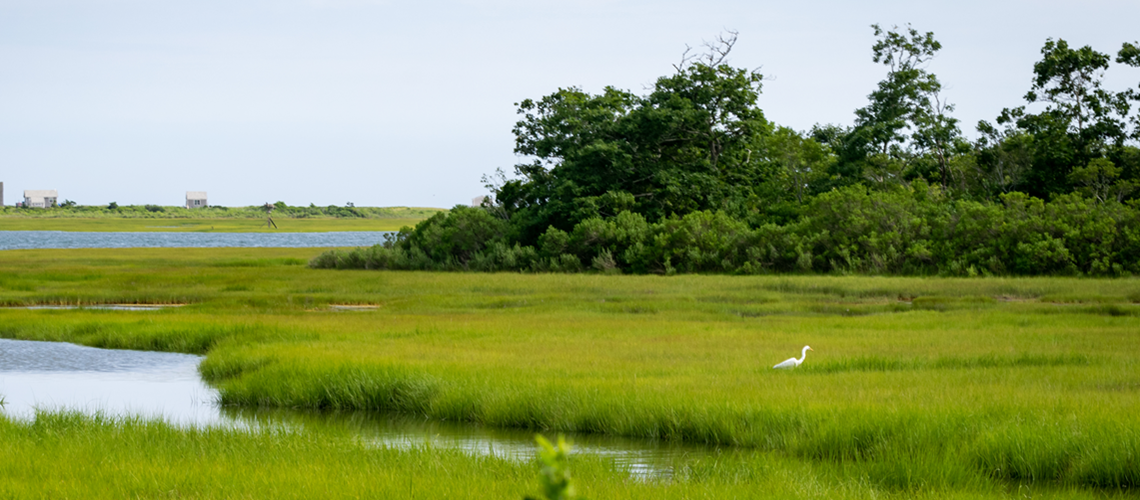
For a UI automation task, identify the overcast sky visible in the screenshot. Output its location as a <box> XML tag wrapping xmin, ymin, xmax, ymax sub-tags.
<box><xmin>2</xmin><ymin>0</ymin><xmax>1138</xmax><ymax>208</ymax></box>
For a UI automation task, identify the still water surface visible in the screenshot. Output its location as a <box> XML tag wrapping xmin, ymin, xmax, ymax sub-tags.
<box><xmin>0</xmin><ymin>338</ymin><xmax>719</xmax><ymax>476</ymax></box>
<box><xmin>0</xmin><ymin>338</ymin><xmax>219</xmax><ymax>425</ymax></box>
<box><xmin>0</xmin><ymin>231</ymin><xmax>391</xmax><ymax>250</ymax></box>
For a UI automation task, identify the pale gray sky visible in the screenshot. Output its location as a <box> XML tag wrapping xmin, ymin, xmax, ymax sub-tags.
<box><xmin>2</xmin><ymin>0</ymin><xmax>1138</xmax><ymax>207</ymax></box>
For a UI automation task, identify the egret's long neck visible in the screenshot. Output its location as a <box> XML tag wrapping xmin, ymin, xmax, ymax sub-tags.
<box><xmin>799</xmin><ymin>347</ymin><xmax>810</xmax><ymax>362</ymax></box>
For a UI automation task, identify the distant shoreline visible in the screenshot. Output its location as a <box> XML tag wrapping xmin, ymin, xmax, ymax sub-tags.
<box><xmin>0</xmin><ymin>215</ymin><xmax>435</xmax><ymax>233</ymax></box>
<box><xmin>0</xmin><ymin>205</ymin><xmax>443</xmax><ymax>219</ymax></box>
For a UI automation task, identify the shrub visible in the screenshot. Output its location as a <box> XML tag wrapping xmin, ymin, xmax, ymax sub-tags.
<box><xmin>312</xmin><ymin>190</ymin><xmax>1140</xmax><ymax>276</ymax></box>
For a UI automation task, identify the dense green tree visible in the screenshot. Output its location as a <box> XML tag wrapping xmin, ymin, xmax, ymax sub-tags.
<box><xmin>316</xmin><ymin>30</ymin><xmax>1140</xmax><ymax>278</ymax></box>
<box><xmin>836</xmin><ymin>24</ymin><xmax>962</xmax><ymax>190</ymax></box>
<box><xmin>493</xmin><ymin>85</ymin><xmax>640</xmax><ymax>243</ymax></box>
<box><xmin>808</xmin><ymin>124</ymin><xmax>867</xmax><ymax>191</ymax></box>
<box><xmin>1119</xmin><ymin>41</ymin><xmax>1140</xmax><ymax>141</ymax></box>
<box><xmin>1069</xmin><ymin>157</ymin><xmax>1138</xmax><ymax>203</ymax></box>
<box><xmin>492</xmin><ymin>34</ymin><xmax>772</xmax><ymax>245</ymax></box>
<box><xmin>971</xmin><ymin>122</ymin><xmax>1035</xmax><ymax>196</ymax></box>
<box><xmin>983</xmin><ymin>39</ymin><xmax>1133</xmax><ymax>198</ymax></box>
<box><xmin>1023</xmin><ymin>39</ymin><xmax>1127</xmax><ymax>140</ymax></box>
<box><xmin>855</xmin><ymin>24</ymin><xmax>941</xmax><ymax>156</ymax></box>
<box><xmin>911</xmin><ymin>90</ymin><xmax>965</xmax><ymax>189</ymax></box>
<box><xmin>763</xmin><ymin>127</ymin><xmax>832</xmax><ymax>204</ymax></box>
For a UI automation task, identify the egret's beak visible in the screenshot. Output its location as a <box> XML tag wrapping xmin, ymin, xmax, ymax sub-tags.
<box><xmin>808</xmin><ymin>347</ymin><xmax>813</xmax><ymax>351</ymax></box>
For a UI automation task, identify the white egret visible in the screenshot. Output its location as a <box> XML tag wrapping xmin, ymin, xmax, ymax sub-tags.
<box><xmin>773</xmin><ymin>346</ymin><xmax>812</xmax><ymax>369</ymax></box>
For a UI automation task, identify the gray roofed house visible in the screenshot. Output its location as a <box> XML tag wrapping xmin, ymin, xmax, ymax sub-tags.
<box><xmin>186</xmin><ymin>191</ymin><xmax>207</xmax><ymax>209</ymax></box>
<box><xmin>24</xmin><ymin>190</ymin><xmax>58</xmax><ymax>208</ymax></box>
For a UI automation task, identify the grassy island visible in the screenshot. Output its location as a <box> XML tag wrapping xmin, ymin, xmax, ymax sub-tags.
<box><xmin>0</xmin><ymin>204</ymin><xmax>441</xmax><ymax>232</ymax></box>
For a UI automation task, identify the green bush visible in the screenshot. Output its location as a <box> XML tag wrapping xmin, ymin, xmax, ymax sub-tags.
<box><xmin>312</xmin><ymin>189</ymin><xmax>1140</xmax><ymax>276</ymax></box>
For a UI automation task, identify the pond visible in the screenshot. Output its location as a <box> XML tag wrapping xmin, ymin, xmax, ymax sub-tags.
<box><xmin>0</xmin><ymin>338</ymin><xmax>219</xmax><ymax>426</ymax></box>
<box><xmin>0</xmin><ymin>231</ymin><xmax>392</xmax><ymax>250</ymax></box>
<box><xmin>0</xmin><ymin>338</ymin><xmax>720</xmax><ymax>478</ymax></box>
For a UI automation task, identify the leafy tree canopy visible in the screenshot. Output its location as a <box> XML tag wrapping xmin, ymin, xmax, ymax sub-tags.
<box><xmin>984</xmin><ymin>39</ymin><xmax>1137</xmax><ymax>198</ymax></box>
<box><xmin>831</xmin><ymin>24</ymin><xmax>964</xmax><ymax>191</ymax></box>
<box><xmin>322</xmin><ymin>28</ymin><xmax>1140</xmax><ymax>278</ymax></box>
<box><xmin>490</xmin><ymin>32</ymin><xmax>773</xmax><ymax>245</ymax></box>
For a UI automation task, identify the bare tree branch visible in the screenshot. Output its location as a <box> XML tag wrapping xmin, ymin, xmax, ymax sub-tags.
<box><xmin>673</xmin><ymin>44</ymin><xmax>695</xmax><ymax>72</ymax></box>
<box><xmin>674</xmin><ymin>29</ymin><xmax>739</xmax><ymax>72</ymax></box>
<box><xmin>702</xmin><ymin>29</ymin><xmax>738</xmax><ymax>67</ymax></box>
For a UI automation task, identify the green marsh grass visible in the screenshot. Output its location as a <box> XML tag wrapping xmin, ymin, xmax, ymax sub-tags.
<box><xmin>0</xmin><ymin>248</ymin><xmax>1138</xmax><ymax>494</ymax></box>
<box><xmin>0</xmin><ymin>411</ymin><xmax>535</xmax><ymax>499</ymax></box>
<box><xmin>0</xmin><ymin>412</ymin><xmax>1130</xmax><ymax>499</ymax></box>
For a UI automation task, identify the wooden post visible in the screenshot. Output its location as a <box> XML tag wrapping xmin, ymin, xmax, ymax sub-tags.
<box><xmin>263</xmin><ymin>202</ymin><xmax>278</xmax><ymax>229</ymax></box>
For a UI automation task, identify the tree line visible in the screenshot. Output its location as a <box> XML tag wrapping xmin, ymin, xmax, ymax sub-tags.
<box><xmin>314</xmin><ymin>27</ymin><xmax>1140</xmax><ymax>276</ymax></box>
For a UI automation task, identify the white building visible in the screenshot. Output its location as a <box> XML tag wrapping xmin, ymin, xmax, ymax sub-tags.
<box><xmin>24</xmin><ymin>190</ymin><xmax>58</xmax><ymax>208</ymax></box>
<box><xmin>471</xmin><ymin>196</ymin><xmax>488</xmax><ymax>207</ymax></box>
<box><xmin>186</xmin><ymin>191</ymin><xmax>207</xmax><ymax>209</ymax></box>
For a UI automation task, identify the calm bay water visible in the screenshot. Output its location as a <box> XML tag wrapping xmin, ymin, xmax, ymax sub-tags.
<box><xmin>0</xmin><ymin>338</ymin><xmax>220</xmax><ymax>426</ymax></box>
<box><xmin>0</xmin><ymin>339</ymin><xmax>718</xmax><ymax>476</ymax></box>
<box><xmin>0</xmin><ymin>231</ymin><xmax>391</xmax><ymax>250</ymax></box>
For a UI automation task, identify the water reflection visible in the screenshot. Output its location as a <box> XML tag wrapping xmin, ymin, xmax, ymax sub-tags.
<box><xmin>0</xmin><ymin>338</ymin><xmax>221</xmax><ymax>426</ymax></box>
<box><xmin>224</xmin><ymin>407</ymin><xmax>723</xmax><ymax>478</ymax></box>
<box><xmin>0</xmin><ymin>338</ymin><xmax>722</xmax><ymax>478</ymax></box>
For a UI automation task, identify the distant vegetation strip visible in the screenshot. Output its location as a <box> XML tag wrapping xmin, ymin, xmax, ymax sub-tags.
<box><xmin>0</xmin><ymin>217</ymin><xmax>424</xmax><ymax>233</ymax></box>
<box><xmin>0</xmin><ymin>203</ymin><xmax>443</xmax><ymax>220</ymax></box>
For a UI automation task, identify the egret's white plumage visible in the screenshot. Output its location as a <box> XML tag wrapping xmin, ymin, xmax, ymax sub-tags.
<box><xmin>773</xmin><ymin>346</ymin><xmax>812</xmax><ymax>369</ymax></box>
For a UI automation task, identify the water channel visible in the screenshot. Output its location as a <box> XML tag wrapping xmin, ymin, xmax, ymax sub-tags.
<box><xmin>0</xmin><ymin>231</ymin><xmax>393</xmax><ymax>250</ymax></box>
<box><xmin>0</xmin><ymin>338</ymin><xmax>721</xmax><ymax>477</ymax></box>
